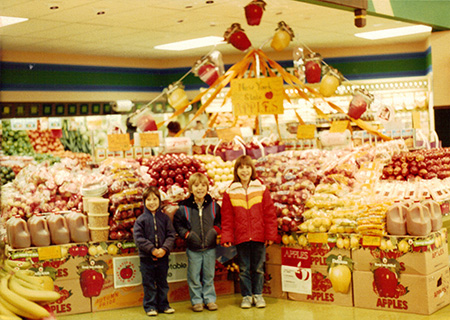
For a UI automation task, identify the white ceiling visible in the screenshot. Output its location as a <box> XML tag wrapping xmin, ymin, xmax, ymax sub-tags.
<box><xmin>0</xmin><ymin>0</ymin><xmax>431</xmax><ymax>60</ymax></box>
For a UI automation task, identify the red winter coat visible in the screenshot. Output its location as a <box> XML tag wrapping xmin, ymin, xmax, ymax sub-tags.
<box><xmin>220</xmin><ymin>179</ymin><xmax>278</xmax><ymax>246</ymax></box>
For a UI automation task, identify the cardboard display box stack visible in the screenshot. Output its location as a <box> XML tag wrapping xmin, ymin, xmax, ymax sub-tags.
<box><xmin>284</xmin><ymin>233</ymin><xmax>354</xmax><ymax>307</ymax></box>
<box><xmin>352</xmin><ymin>229</ymin><xmax>450</xmax><ymax>315</ymax></box>
<box><xmin>7</xmin><ymin>240</ymin><xmax>235</xmax><ymax>315</ymax></box>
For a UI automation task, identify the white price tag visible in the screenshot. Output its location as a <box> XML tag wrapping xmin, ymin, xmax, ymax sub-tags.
<box><xmin>165</xmin><ymin>137</ymin><xmax>192</xmax><ymax>153</ymax></box>
<box><xmin>49</xmin><ymin>118</ymin><xmax>62</xmax><ymax>129</ymax></box>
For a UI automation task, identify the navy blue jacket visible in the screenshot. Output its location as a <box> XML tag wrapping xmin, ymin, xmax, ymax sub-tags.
<box><xmin>173</xmin><ymin>194</ymin><xmax>221</xmax><ymax>252</ymax></box>
<box><xmin>133</xmin><ymin>206</ymin><xmax>176</xmax><ymax>259</ymax></box>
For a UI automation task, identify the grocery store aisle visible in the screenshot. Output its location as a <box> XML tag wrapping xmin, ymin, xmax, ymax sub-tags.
<box><xmin>58</xmin><ymin>294</ymin><xmax>450</xmax><ymax>320</ymax></box>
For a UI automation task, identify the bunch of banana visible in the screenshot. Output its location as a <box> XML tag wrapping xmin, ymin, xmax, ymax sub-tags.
<box><xmin>0</xmin><ymin>259</ymin><xmax>60</xmax><ymax>320</ymax></box>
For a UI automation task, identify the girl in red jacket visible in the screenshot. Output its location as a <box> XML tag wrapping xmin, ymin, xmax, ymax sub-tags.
<box><xmin>221</xmin><ymin>155</ymin><xmax>278</xmax><ymax>309</ymax></box>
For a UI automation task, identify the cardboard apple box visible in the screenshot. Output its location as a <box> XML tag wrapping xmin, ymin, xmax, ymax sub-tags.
<box><xmin>353</xmin><ymin>229</ymin><xmax>448</xmax><ymax>275</ymax></box>
<box><xmin>266</xmin><ymin>244</ymin><xmax>282</xmax><ymax>265</ymax></box>
<box><xmin>168</xmin><ymin>280</ymin><xmax>234</xmax><ymax>303</ymax></box>
<box><xmin>287</xmin><ymin>266</ymin><xmax>353</xmax><ymax>307</ymax></box>
<box><xmin>91</xmin><ymin>278</ymin><xmax>144</xmax><ymax>312</ymax></box>
<box><xmin>267</xmin><ymin>236</ymin><xmax>352</xmax><ymax>268</ymax></box>
<box><xmin>7</xmin><ymin>244</ymin><xmax>88</xmax><ymax>281</ymax></box>
<box><xmin>263</xmin><ymin>263</ymin><xmax>287</xmax><ymax>299</ymax></box>
<box><xmin>353</xmin><ymin>267</ymin><xmax>450</xmax><ymax>315</ymax></box>
<box><xmin>46</xmin><ymin>278</ymin><xmax>92</xmax><ymax>316</ymax></box>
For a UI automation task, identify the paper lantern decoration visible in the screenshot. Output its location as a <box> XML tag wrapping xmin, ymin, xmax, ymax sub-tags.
<box><xmin>270</xmin><ymin>21</ymin><xmax>294</xmax><ymax>52</ymax></box>
<box><xmin>193</xmin><ymin>50</ymin><xmax>225</xmax><ymax>86</ymax></box>
<box><xmin>244</xmin><ymin>0</ymin><xmax>266</xmax><ymax>26</ymax></box>
<box><xmin>304</xmin><ymin>52</ymin><xmax>322</xmax><ymax>84</ymax></box>
<box><xmin>224</xmin><ymin>23</ymin><xmax>252</xmax><ymax>51</ymax></box>
<box><xmin>347</xmin><ymin>89</ymin><xmax>374</xmax><ymax>119</ymax></box>
<box><xmin>167</xmin><ymin>83</ymin><xmax>189</xmax><ymax>111</ymax></box>
<box><xmin>319</xmin><ymin>67</ymin><xmax>342</xmax><ymax>97</ymax></box>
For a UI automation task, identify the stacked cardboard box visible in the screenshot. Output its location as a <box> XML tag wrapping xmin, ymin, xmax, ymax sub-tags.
<box><xmin>284</xmin><ymin>234</ymin><xmax>354</xmax><ymax>307</ymax></box>
<box><xmin>352</xmin><ymin>229</ymin><xmax>450</xmax><ymax>315</ymax></box>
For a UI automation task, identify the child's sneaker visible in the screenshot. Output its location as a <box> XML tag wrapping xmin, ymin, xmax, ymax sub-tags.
<box><xmin>254</xmin><ymin>295</ymin><xmax>266</xmax><ymax>308</ymax></box>
<box><xmin>240</xmin><ymin>296</ymin><xmax>252</xmax><ymax>309</ymax></box>
<box><xmin>146</xmin><ymin>309</ymin><xmax>158</xmax><ymax>316</ymax></box>
<box><xmin>163</xmin><ymin>307</ymin><xmax>175</xmax><ymax>314</ymax></box>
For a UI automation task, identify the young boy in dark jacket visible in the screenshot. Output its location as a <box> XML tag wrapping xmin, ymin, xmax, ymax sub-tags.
<box><xmin>134</xmin><ymin>186</ymin><xmax>176</xmax><ymax>316</ymax></box>
<box><xmin>173</xmin><ymin>173</ymin><xmax>221</xmax><ymax>312</ymax></box>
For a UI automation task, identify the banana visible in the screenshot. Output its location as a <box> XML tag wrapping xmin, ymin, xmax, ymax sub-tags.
<box><xmin>0</xmin><ymin>290</ymin><xmax>37</xmax><ymax>319</ymax></box>
<box><xmin>0</xmin><ymin>276</ymin><xmax>50</xmax><ymax>320</ymax></box>
<box><xmin>13</xmin><ymin>270</ymin><xmax>43</xmax><ymax>285</ymax></box>
<box><xmin>5</xmin><ymin>260</ymin><xmax>31</xmax><ymax>270</ymax></box>
<box><xmin>9</xmin><ymin>276</ymin><xmax>60</xmax><ymax>302</ymax></box>
<box><xmin>0</xmin><ymin>298</ymin><xmax>21</xmax><ymax>320</ymax></box>
<box><xmin>11</xmin><ymin>275</ymin><xmax>43</xmax><ymax>291</ymax></box>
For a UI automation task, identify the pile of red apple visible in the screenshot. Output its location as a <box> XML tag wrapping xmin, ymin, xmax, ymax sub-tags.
<box><xmin>142</xmin><ymin>153</ymin><xmax>209</xmax><ymax>193</ymax></box>
<box><xmin>381</xmin><ymin>148</ymin><xmax>450</xmax><ymax>181</ymax></box>
<box><xmin>256</xmin><ymin>154</ymin><xmax>320</xmax><ymax>233</ymax></box>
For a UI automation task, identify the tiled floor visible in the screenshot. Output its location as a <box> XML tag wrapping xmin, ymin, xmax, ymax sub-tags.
<box><xmin>59</xmin><ymin>294</ymin><xmax>450</xmax><ymax>320</ymax></box>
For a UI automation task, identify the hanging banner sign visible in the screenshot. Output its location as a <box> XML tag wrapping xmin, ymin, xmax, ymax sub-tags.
<box><xmin>107</xmin><ymin>133</ymin><xmax>131</xmax><ymax>151</ymax></box>
<box><xmin>231</xmin><ymin>77</ymin><xmax>284</xmax><ymax>116</ymax></box>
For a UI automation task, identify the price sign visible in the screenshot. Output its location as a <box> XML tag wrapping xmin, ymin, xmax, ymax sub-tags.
<box><xmin>412</xmin><ymin>110</ymin><xmax>421</xmax><ymax>129</ymax></box>
<box><xmin>140</xmin><ymin>132</ymin><xmax>160</xmax><ymax>147</ymax></box>
<box><xmin>362</xmin><ymin>236</ymin><xmax>381</xmax><ymax>247</ymax></box>
<box><xmin>329</xmin><ymin>120</ymin><xmax>351</xmax><ymax>133</ymax></box>
<box><xmin>107</xmin><ymin>133</ymin><xmax>131</xmax><ymax>151</ymax></box>
<box><xmin>307</xmin><ymin>232</ymin><xmax>328</xmax><ymax>244</ymax></box>
<box><xmin>11</xmin><ymin>118</ymin><xmax>38</xmax><ymax>130</ymax></box>
<box><xmin>216</xmin><ymin>127</ymin><xmax>242</xmax><ymax>142</ymax></box>
<box><xmin>49</xmin><ymin>117</ymin><xmax>62</xmax><ymax>129</ymax></box>
<box><xmin>165</xmin><ymin>137</ymin><xmax>192</xmax><ymax>154</ymax></box>
<box><xmin>38</xmin><ymin>246</ymin><xmax>62</xmax><ymax>261</ymax></box>
<box><xmin>231</xmin><ymin>77</ymin><xmax>284</xmax><ymax>116</ymax></box>
<box><xmin>297</xmin><ymin>124</ymin><xmax>316</xmax><ymax>139</ymax></box>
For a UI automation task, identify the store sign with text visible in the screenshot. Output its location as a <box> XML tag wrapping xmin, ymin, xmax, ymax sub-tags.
<box><xmin>281</xmin><ymin>247</ymin><xmax>312</xmax><ymax>294</ymax></box>
<box><xmin>231</xmin><ymin>77</ymin><xmax>284</xmax><ymax>116</ymax></box>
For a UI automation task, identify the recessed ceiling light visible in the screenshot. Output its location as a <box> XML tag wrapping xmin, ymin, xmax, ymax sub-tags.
<box><xmin>154</xmin><ymin>36</ymin><xmax>225</xmax><ymax>51</ymax></box>
<box><xmin>355</xmin><ymin>25</ymin><xmax>431</xmax><ymax>40</ymax></box>
<box><xmin>0</xmin><ymin>16</ymin><xmax>28</xmax><ymax>28</ymax></box>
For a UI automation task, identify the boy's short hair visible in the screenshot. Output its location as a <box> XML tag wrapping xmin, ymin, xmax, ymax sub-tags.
<box><xmin>142</xmin><ymin>186</ymin><xmax>161</xmax><ymax>204</ymax></box>
<box><xmin>188</xmin><ymin>172</ymin><xmax>209</xmax><ymax>192</ymax></box>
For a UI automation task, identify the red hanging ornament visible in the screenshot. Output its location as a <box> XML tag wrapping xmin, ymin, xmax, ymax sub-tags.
<box><xmin>193</xmin><ymin>51</ymin><xmax>224</xmax><ymax>86</ymax></box>
<box><xmin>244</xmin><ymin>0</ymin><xmax>266</xmax><ymax>26</ymax></box>
<box><xmin>304</xmin><ymin>52</ymin><xmax>322</xmax><ymax>84</ymax></box>
<box><xmin>348</xmin><ymin>89</ymin><xmax>374</xmax><ymax>119</ymax></box>
<box><xmin>224</xmin><ymin>23</ymin><xmax>252</xmax><ymax>51</ymax></box>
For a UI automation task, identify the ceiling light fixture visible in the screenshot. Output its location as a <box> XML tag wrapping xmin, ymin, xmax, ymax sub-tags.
<box><xmin>0</xmin><ymin>16</ymin><xmax>28</xmax><ymax>28</ymax></box>
<box><xmin>355</xmin><ymin>25</ymin><xmax>432</xmax><ymax>40</ymax></box>
<box><xmin>154</xmin><ymin>36</ymin><xmax>225</xmax><ymax>51</ymax></box>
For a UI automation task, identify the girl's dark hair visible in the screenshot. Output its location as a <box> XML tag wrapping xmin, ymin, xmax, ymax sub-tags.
<box><xmin>142</xmin><ymin>186</ymin><xmax>161</xmax><ymax>207</ymax></box>
<box><xmin>232</xmin><ymin>155</ymin><xmax>257</xmax><ymax>183</ymax></box>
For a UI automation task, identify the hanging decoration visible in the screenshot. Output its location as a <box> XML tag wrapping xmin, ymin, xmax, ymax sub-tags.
<box><xmin>292</xmin><ymin>46</ymin><xmax>305</xmax><ymax>82</ymax></box>
<box><xmin>244</xmin><ymin>0</ymin><xmax>267</xmax><ymax>26</ymax></box>
<box><xmin>304</xmin><ymin>52</ymin><xmax>322</xmax><ymax>83</ymax></box>
<box><xmin>167</xmin><ymin>83</ymin><xmax>190</xmax><ymax>111</ymax></box>
<box><xmin>151</xmin><ymin>1</ymin><xmax>388</xmax><ymax>142</ymax></box>
<box><xmin>347</xmin><ymin>88</ymin><xmax>374</xmax><ymax>120</ymax></box>
<box><xmin>270</xmin><ymin>21</ymin><xmax>295</xmax><ymax>52</ymax></box>
<box><xmin>192</xmin><ymin>50</ymin><xmax>225</xmax><ymax>86</ymax></box>
<box><xmin>224</xmin><ymin>23</ymin><xmax>252</xmax><ymax>51</ymax></box>
<box><xmin>319</xmin><ymin>66</ymin><xmax>342</xmax><ymax>97</ymax></box>
<box><xmin>157</xmin><ymin>48</ymin><xmax>391</xmax><ymax>141</ymax></box>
